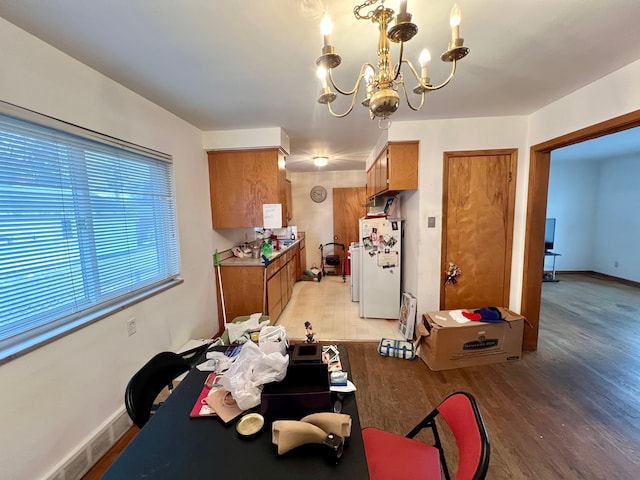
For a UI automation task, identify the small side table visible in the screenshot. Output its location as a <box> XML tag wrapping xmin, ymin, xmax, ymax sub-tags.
<box><xmin>543</xmin><ymin>251</ymin><xmax>561</xmax><ymax>282</ymax></box>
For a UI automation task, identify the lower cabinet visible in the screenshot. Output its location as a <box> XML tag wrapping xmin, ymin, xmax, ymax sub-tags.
<box><xmin>297</xmin><ymin>238</ymin><xmax>306</xmax><ymax>280</ymax></box>
<box><xmin>215</xmin><ymin>243</ymin><xmax>302</xmax><ymax>335</ymax></box>
<box><xmin>267</xmin><ymin>269</ymin><xmax>283</xmax><ymax>323</ymax></box>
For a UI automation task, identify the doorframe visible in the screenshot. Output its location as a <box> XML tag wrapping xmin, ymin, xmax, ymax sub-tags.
<box><xmin>521</xmin><ymin>109</ymin><xmax>640</xmax><ymax>351</ymax></box>
<box><xmin>441</xmin><ymin>148</ymin><xmax>518</xmax><ymax>309</ymax></box>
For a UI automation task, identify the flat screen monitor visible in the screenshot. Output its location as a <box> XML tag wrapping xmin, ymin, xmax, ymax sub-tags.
<box><xmin>544</xmin><ymin>218</ymin><xmax>556</xmax><ymax>251</ymax></box>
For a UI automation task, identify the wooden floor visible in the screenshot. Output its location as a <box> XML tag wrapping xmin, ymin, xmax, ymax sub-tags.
<box><xmin>84</xmin><ymin>272</ymin><xmax>640</xmax><ymax>479</ymax></box>
<box><xmin>350</xmin><ymin>272</ymin><xmax>640</xmax><ymax>479</ymax></box>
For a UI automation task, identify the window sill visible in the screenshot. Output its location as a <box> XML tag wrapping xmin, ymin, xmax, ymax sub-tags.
<box><xmin>0</xmin><ymin>277</ymin><xmax>184</xmax><ymax>366</ymax></box>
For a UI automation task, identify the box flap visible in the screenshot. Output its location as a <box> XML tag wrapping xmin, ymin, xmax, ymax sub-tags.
<box><xmin>413</xmin><ymin>321</ymin><xmax>431</xmax><ymax>350</ymax></box>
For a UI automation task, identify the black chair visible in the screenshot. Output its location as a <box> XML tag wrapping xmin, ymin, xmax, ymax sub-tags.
<box><xmin>179</xmin><ymin>343</ymin><xmax>210</xmax><ymax>367</ymax></box>
<box><xmin>363</xmin><ymin>391</ymin><xmax>490</xmax><ymax>480</ymax></box>
<box><xmin>125</xmin><ymin>352</ymin><xmax>191</xmax><ymax>428</ymax></box>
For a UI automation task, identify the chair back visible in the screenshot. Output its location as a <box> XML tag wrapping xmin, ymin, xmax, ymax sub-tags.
<box><xmin>437</xmin><ymin>392</ymin><xmax>490</xmax><ymax>480</ymax></box>
<box><xmin>125</xmin><ymin>351</ymin><xmax>190</xmax><ymax>428</ymax></box>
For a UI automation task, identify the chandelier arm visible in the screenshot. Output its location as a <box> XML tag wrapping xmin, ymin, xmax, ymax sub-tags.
<box><xmin>401</xmin><ymin>81</ymin><xmax>425</xmax><ymax>112</ymax></box>
<box><xmin>326</xmin><ymin>93</ymin><xmax>360</xmax><ymax>118</ymax></box>
<box><xmin>393</xmin><ymin>42</ymin><xmax>405</xmax><ymax>82</ymax></box>
<box><xmin>426</xmin><ymin>58</ymin><xmax>458</xmax><ymax>91</ymax></box>
<box><xmin>327</xmin><ymin>63</ymin><xmax>373</xmax><ymax>96</ymax></box>
<box><xmin>401</xmin><ymin>58</ymin><xmax>459</xmax><ymax>91</ymax></box>
<box><xmin>401</xmin><ymin>58</ymin><xmax>422</xmax><ymax>84</ymax></box>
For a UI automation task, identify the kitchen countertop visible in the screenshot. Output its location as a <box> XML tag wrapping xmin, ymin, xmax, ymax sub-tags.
<box><xmin>219</xmin><ymin>237</ymin><xmax>302</xmax><ymax>267</ymax></box>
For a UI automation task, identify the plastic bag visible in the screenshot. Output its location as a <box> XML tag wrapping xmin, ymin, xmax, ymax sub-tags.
<box><xmin>259</xmin><ymin>325</ymin><xmax>288</xmax><ymax>356</ymax></box>
<box><xmin>219</xmin><ymin>340</ymin><xmax>289</xmax><ymax>410</ymax></box>
<box><xmin>226</xmin><ymin>312</ymin><xmax>269</xmax><ymax>344</ymax></box>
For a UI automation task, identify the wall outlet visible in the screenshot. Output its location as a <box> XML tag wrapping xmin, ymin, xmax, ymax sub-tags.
<box><xmin>126</xmin><ymin>318</ymin><xmax>137</xmax><ymax>336</ymax></box>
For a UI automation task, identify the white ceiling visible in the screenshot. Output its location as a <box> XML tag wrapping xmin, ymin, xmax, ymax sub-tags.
<box><xmin>2</xmin><ymin>0</ymin><xmax>640</xmax><ymax>171</ymax></box>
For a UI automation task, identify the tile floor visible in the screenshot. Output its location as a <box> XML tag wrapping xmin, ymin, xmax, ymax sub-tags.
<box><xmin>276</xmin><ymin>274</ymin><xmax>405</xmax><ymax>342</ymax></box>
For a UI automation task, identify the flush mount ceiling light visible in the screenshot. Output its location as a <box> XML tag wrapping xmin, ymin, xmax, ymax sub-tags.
<box><xmin>313</xmin><ymin>156</ymin><xmax>329</xmax><ymax>167</ymax></box>
<box><xmin>316</xmin><ymin>0</ymin><xmax>470</xmax><ymax>129</ymax></box>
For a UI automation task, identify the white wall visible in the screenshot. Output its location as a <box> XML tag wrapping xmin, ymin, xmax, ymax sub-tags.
<box><xmin>594</xmin><ymin>155</ymin><xmax>640</xmax><ymax>281</ymax></box>
<box><xmin>0</xmin><ymin>18</ymin><xmax>218</xmax><ymax>479</ymax></box>
<box><xmin>289</xmin><ymin>170</ymin><xmax>367</xmax><ymax>269</ymax></box>
<box><xmin>546</xmin><ymin>160</ymin><xmax>600</xmax><ymax>270</ymax></box>
<box><xmin>391</xmin><ymin>58</ymin><xmax>640</xmax><ymax>319</ymax></box>
<box><xmin>388</xmin><ymin>116</ymin><xmax>530</xmax><ymax>315</ymax></box>
<box><xmin>529</xmin><ymin>58</ymin><xmax>640</xmax><ymax>285</ymax></box>
<box><xmin>546</xmin><ymin>153</ymin><xmax>640</xmax><ymax>282</ymax></box>
<box><xmin>529</xmin><ymin>59</ymin><xmax>640</xmax><ymax>145</ymax></box>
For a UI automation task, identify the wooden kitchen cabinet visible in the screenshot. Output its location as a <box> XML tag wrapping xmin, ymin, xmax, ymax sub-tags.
<box><xmin>267</xmin><ymin>269</ymin><xmax>283</xmax><ymax>323</ymax></box>
<box><xmin>215</xmin><ymin>266</ymin><xmax>264</xmax><ymax>328</ymax></box>
<box><xmin>215</xmin><ymin>239</ymin><xmax>305</xmax><ymax>331</ymax></box>
<box><xmin>285</xmin><ymin>179</ymin><xmax>292</xmax><ymax>221</ymax></box>
<box><xmin>286</xmin><ymin>247</ymin><xmax>297</xmax><ymax>302</ymax></box>
<box><xmin>297</xmin><ymin>237</ymin><xmax>306</xmax><ymax>280</ymax></box>
<box><xmin>208</xmin><ymin>148</ymin><xmax>289</xmax><ymax>228</ymax></box>
<box><xmin>366</xmin><ymin>141</ymin><xmax>418</xmax><ymax>200</ymax></box>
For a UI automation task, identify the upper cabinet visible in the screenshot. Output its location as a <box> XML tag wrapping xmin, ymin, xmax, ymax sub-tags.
<box><xmin>285</xmin><ymin>179</ymin><xmax>292</xmax><ymax>222</ymax></box>
<box><xmin>366</xmin><ymin>141</ymin><xmax>418</xmax><ymax>200</ymax></box>
<box><xmin>208</xmin><ymin>148</ymin><xmax>288</xmax><ymax>228</ymax></box>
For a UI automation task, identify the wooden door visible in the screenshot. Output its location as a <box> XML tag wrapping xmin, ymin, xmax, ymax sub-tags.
<box><xmin>441</xmin><ymin>149</ymin><xmax>517</xmax><ymax>310</ymax></box>
<box><xmin>333</xmin><ymin>187</ymin><xmax>367</xmax><ymax>275</ymax></box>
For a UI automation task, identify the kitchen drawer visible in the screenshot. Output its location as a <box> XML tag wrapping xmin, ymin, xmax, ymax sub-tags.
<box><xmin>267</xmin><ymin>256</ymin><xmax>284</xmax><ymax>278</ymax></box>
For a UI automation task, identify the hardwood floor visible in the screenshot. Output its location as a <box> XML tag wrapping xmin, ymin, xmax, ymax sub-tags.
<box><xmin>84</xmin><ymin>272</ymin><xmax>640</xmax><ymax>479</ymax></box>
<box><xmin>81</xmin><ymin>426</ymin><xmax>138</xmax><ymax>479</ymax></box>
<box><xmin>350</xmin><ymin>272</ymin><xmax>640</xmax><ymax>479</ymax></box>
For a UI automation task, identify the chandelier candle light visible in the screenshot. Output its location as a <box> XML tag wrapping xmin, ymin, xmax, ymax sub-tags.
<box><xmin>316</xmin><ymin>0</ymin><xmax>469</xmax><ymax>129</ymax></box>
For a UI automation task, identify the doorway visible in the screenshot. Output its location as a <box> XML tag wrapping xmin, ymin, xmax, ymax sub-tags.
<box><xmin>332</xmin><ymin>186</ymin><xmax>367</xmax><ymax>276</ymax></box>
<box><xmin>521</xmin><ymin>109</ymin><xmax>640</xmax><ymax>350</ymax></box>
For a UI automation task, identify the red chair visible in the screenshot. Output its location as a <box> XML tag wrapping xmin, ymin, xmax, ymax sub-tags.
<box><xmin>362</xmin><ymin>391</ymin><xmax>490</xmax><ymax>480</ymax></box>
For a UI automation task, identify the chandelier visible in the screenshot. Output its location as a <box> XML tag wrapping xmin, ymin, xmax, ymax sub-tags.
<box><xmin>315</xmin><ymin>0</ymin><xmax>469</xmax><ymax>128</ymax></box>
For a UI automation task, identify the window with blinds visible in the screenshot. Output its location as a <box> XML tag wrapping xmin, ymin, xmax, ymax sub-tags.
<box><xmin>0</xmin><ymin>103</ymin><xmax>180</xmax><ymax>362</ymax></box>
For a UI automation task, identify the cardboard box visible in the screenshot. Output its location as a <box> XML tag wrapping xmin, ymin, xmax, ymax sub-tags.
<box><xmin>415</xmin><ymin>307</ymin><xmax>525</xmax><ymax>371</ymax></box>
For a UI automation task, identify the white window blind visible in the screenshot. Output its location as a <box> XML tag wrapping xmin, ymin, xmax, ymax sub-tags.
<box><xmin>0</xmin><ymin>104</ymin><xmax>180</xmax><ymax>361</ymax></box>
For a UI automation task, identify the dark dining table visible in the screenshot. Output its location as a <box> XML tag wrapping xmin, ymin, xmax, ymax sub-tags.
<box><xmin>103</xmin><ymin>344</ymin><xmax>370</xmax><ymax>479</ymax></box>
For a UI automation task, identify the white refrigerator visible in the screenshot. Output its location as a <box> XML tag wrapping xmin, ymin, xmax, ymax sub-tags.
<box><xmin>349</xmin><ymin>242</ymin><xmax>361</xmax><ymax>302</ymax></box>
<box><xmin>359</xmin><ymin>217</ymin><xmax>402</xmax><ymax>319</ymax></box>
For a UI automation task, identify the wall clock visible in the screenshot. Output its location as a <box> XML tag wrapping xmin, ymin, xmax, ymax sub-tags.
<box><xmin>310</xmin><ymin>185</ymin><xmax>327</xmax><ymax>203</ymax></box>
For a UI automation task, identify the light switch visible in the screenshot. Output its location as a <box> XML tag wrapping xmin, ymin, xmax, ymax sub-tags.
<box><xmin>427</xmin><ymin>217</ymin><xmax>436</xmax><ymax>228</ymax></box>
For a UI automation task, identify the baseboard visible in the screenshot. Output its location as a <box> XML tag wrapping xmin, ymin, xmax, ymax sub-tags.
<box><xmin>557</xmin><ymin>270</ymin><xmax>640</xmax><ymax>288</ymax></box>
<box><xmin>46</xmin><ymin>408</ymin><xmax>132</xmax><ymax>480</ymax></box>
<box><xmin>584</xmin><ymin>271</ymin><xmax>640</xmax><ymax>288</ymax></box>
